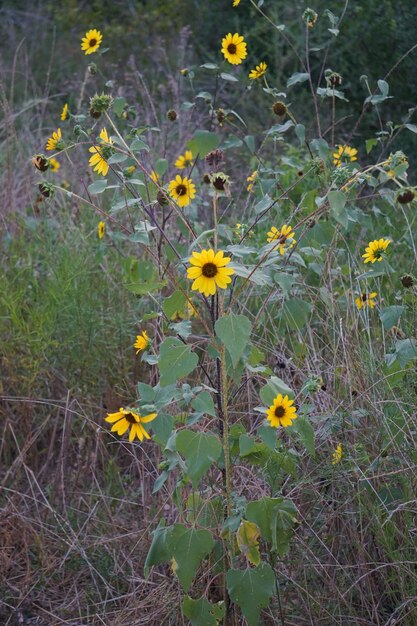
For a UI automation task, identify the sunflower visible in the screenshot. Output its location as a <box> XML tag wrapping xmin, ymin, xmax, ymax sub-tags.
<box><xmin>333</xmin><ymin>144</ymin><xmax>358</xmax><ymax>167</ymax></box>
<box><xmin>362</xmin><ymin>238</ymin><xmax>391</xmax><ymax>264</ymax></box>
<box><xmin>150</xmin><ymin>170</ymin><xmax>160</xmax><ymax>184</ymax></box>
<box><xmin>332</xmin><ymin>443</ymin><xmax>343</xmax><ymax>465</ymax></box>
<box><xmin>266</xmin><ymin>393</ymin><xmax>297</xmax><ymax>428</ymax></box>
<box><xmin>60</xmin><ymin>103</ymin><xmax>69</xmax><ymax>121</ymax></box>
<box><xmin>175</xmin><ymin>150</ymin><xmax>194</xmax><ymax>169</ymax></box>
<box><xmin>46</xmin><ymin>128</ymin><xmax>63</xmax><ymax>151</ymax></box>
<box><xmin>89</xmin><ymin>128</ymin><xmax>113</xmax><ymax>177</ymax></box>
<box><xmin>246</xmin><ymin>170</ymin><xmax>258</xmax><ymax>192</ymax></box>
<box><xmin>233</xmin><ymin>0</ymin><xmax>241</xmax><ymax>5</ymax></box>
<box><xmin>267</xmin><ymin>224</ymin><xmax>296</xmax><ymax>255</ymax></box>
<box><xmin>98</xmin><ymin>221</ymin><xmax>105</xmax><ymax>239</ymax></box>
<box><xmin>81</xmin><ymin>29</ymin><xmax>103</xmax><ymax>55</ymax></box>
<box><xmin>134</xmin><ymin>330</ymin><xmax>149</xmax><ymax>353</ymax></box>
<box><xmin>187</xmin><ymin>249</ymin><xmax>234</xmax><ymax>297</ymax></box>
<box><xmin>49</xmin><ymin>158</ymin><xmax>60</xmax><ymax>172</ymax></box>
<box><xmin>355</xmin><ymin>292</ymin><xmax>377</xmax><ymax>310</ymax></box>
<box><xmin>168</xmin><ymin>175</ymin><xmax>196</xmax><ymax>207</ymax></box>
<box><xmin>105</xmin><ymin>407</ymin><xmax>157</xmax><ymax>442</ymax></box>
<box><xmin>249</xmin><ymin>62</ymin><xmax>267</xmax><ymax>80</ymax></box>
<box><xmin>221</xmin><ymin>33</ymin><xmax>247</xmax><ymax>65</ymax></box>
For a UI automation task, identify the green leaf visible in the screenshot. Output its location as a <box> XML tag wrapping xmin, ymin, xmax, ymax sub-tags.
<box><xmin>366</xmin><ymin>138</ymin><xmax>378</xmax><ymax>154</ymax></box>
<box><xmin>112</xmin><ymin>96</ymin><xmax>126</xmax><ymax>117</ymax></box>
<box><xmin>183</xmin><ymin>596</ymin><xmax>225</xmax><ymax>626</ymax></box>
<box><xmin>220</xmin><ymin>72</ymin><xmax>238</xmax><ymax>82</ymax></box>
<box><xmin>176</xmin><ymin>429</ymin><xmax>222</xmax><ymax>487</ymax></box>
<box><xmin>191</xmin><ymin>391</ymin><xmax>216</xmax><ymax>417</ymax></box>
<box><xmin>215</xmin><ymin>314</ymin><xmax>252</xmax><ymax>367</ymax></box>
<box><xmin>107</xmin><ymin>152</ymin><xmax>128</xmax><ymax>164</ymax></box>
<box><xmin>130</xmin><ymin>138</ymin><xmax>150</xmax><ymax>151</ymax></box>
<box><xmin>172</xmin><ymin>525</ymin><xmax>215</xmax><ymax>592</ymax></box>
<box><xmin>163</xmin><ymin>290</ymin><xmax>187</xmax><ymax>319</ymax></box>
<box><xmin>88</xmin><ymin>179</ymin><xmax>107</xmax><ymax>194</ymax></box>
<box><xmin>290</xmin><ymin>417</ymin><xmax>315</xmax><ymax>456</ymax></box>
<box><xmin>287</xmin><ymin>72</ymin><xmax>309</xmax><ymax>88</ymax></box>
<box><xmin>187</xmin><ymin>130</ymin><xmax>220</xmax><ymax>157</ymax></box>
<box><xmin>279</xmin><ymin>298</ymin><xmax>312</xmax><ymax>331</ymax></box>
<box><xmin>394</xmin><ymin>338</ymin><xmax>417</xmax><ymax>367</ymax></box>
<box><xmin>295</xmin><ymin>124</ymin><xmax>305</xmax><ymax>145</ymax></box>
<box><xmin>226</xmin><ymin>563</ymin><xmax>275</xmax><ymax>626</ymax></box>
<box><xmin>260</xmin><ymin>376</ymin><xmax>294</xmax><ymax>405</ymax></box>
<box><xmin>159</xmin><ymin>337</ymin><xmax>198</xmax><ymax>386</ymax></box>
<box><xmin>144</xmin><ymin>520</ymin><xmax>172</xmax><ymax>576</ymax></box>
<box><xmin>246</xmin><ymin>497</ymin><xmax>298</xmax><ymax>557</ymax></box>
<box><xmin>380</xmin><ymin>305</ymin><xmax>405</xmax><ymax>330</ymax></box>
<box><xmin>328</xmin><ymin>190</ymin><xmax>348</xmax><ymax>228</ymax></box>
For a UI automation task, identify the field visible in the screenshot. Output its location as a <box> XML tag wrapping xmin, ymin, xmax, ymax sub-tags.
<box><xmin>1</xmin><ymin>1</ymin><xmax>416</xmax><ymax>625</ymax></box>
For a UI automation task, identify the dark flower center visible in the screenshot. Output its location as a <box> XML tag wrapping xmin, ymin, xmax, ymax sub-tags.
<box><xmin>374</xmin><ymin>250</ymin><xmax>383</xmax><ymax>259</ymax></box>
<box><xmin>361</xmin><ymin>293</ymin><xmax>368</xmax><ymax>302</ymax></box>
<box><xmin>176</xmin><ymin>184</ymin><xmax>187</xmax><ymax>196</ymax></box>
<box><xmin>213</xmin><ymin>177</ymin><xmax>226</xmax><ymax>191</ymax></box>
<box><xmin>90</xmin><ymin>38</ymin><xmax>97</xmax><ymax>46</ymax></box>
<box><xmin>275</xmin><ymin>406</ymin><xmax>286</xmax><ymax>418</ymax></box>
<box><xmin>227</xmin><ymin>43</ymin><xmax>237</xmax><ymax>54</ymax></box>
<box><xmin>202</xmin><ymin>262</ymin><xmax>218</xmax><ymax>278</ymax></box>
<box><xmin>125</xmin><ymin>412</ymin><xmax>138</xmax><ymax>424</ymax></box>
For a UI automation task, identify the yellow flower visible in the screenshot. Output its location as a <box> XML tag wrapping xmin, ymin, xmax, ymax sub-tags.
<box><xmin>105</xmin><ymin>407</ymin><xmax>157</xmax><ymax>442</ymax></box>
<box><xmin>267</xmin><ymin>224</ymin><xmax>296</xmax><ymax>255</ymax></box>
<box><xmin>233</xmin><ymin>0</ymin><xmax>241</xmax><ymax>5</ymax></box>
<box><xmin>221</xmin><ymin>33</ymin><xmax>247</xmax><ymax>65</ymax></box>
<box><xmin>46</xmin><ymin>128</ymin><xmax>62</xmax><ymax>151</ymax></box>
<box><xmin>187</xmin><ymin>249</ymin><xmax>234</xmax><ymax>297</ymax></box>
<box><xmin>60</xmin><ymin>103</ymin><xmax>69</xmax><ymax>121</ymax></box>
<box><xmin>134</xmin><ymin>330</ymin><xmax>149</xmax><ymax>353</ymax></box>
<box><xmin>81</xmin><ymin>29</ymin><xmax>103</xmax><ymax>55</ymax></box>
<box><xmin>266</xmin><ymin>394</ymin><xmax>297</xmax><ymax>428</ymax></box>
<box><xmin>362</xmin><ymin>238</ymin><xmax>391</xmax><ymax>264</ymax></box>
<box><xmin>332</xmin><ymin>443</ymin><xmax>343</xmax><ymax>465</ymax></box>
<box><xmin>246</xmin><ymin>170</ymin><xmax>258</xmax><ymax>192</ymax></box>
<box><xmin>150</xmin><ymin>170</ymin><xmax>160</xmax><ymax>184</ymax></box>
<box><xmin>98</xmin><ymin>221</ymin><xmax>105</xmax><ymax>239</ymax></box>
<box><xmin>88</xmin><ymin>128</ymin><xmax>113</xmax><ymax>177</ymax></box>
<box><xmin>168</xmin><ymin>175</ymin><xmax>196</xmax><ymax>208</ymax></box>
<box><xmin>187</xmin><ymin>302</ymin><xmax>198</xmax><ymax>318</ymax></box>
<box><xmin>333</xmin><ymin>144</ymin><xmax>358</xmax><ymax>167</ymax></box>
<box><xmin>355</xmin><ymin>292</ymin><xmax>377</xmax><ymax>310</ymax></box>
<box><xmin>249</xmin><ymin>62</ymin><xmax>267</xmax><ymax>80</ymax></box>
<box><xmin>49</xmin><ymin>158</ymin><xmax>60</xmax><ymax>172</ymax></box>
<box><xmin>175</xmin><ymin>150</ymin><xmax>194</xmax><ymax>169</ymax></box>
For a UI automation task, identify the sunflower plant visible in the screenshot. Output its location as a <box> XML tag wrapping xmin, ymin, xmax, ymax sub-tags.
<box><xmin>37</xmin><ymin>5</ymin><xmax>417</xmax><ymax>624</ymax></box>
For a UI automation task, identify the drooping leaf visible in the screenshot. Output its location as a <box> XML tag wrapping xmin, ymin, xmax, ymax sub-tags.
<box><xmin>328</xmin><ymin>190</ymin><xmax>348</xmax><ymax>228</ymax></box>
<box><xmin>144</xmin><ymin>520</ymin><xmax>172</xmax><ymax>576</ymax></box>
<box><xmin>290</xmin><ymin>417</ymin><xmax>315</xmax><ymax>456</ymax></box>
<box><xmin>215</xmin><ymin>314</ymin><xmax>252</xmax><ymax>367</ymax></box>
<box><xmin>226</xmin><ymin>563</ymin><xmax>275</xmax><ymax>626</ymax></box>
<box><xmin>236</xmin><ymin>520</ymin><xmax>261</xmax><ymax>566</ymax></box>
<box><xmin>246</xmin><ymin>497</ymin><xmax>298</xmax><ymax>556</ymax></box>
<box><xmin>176</xmin><ymin>429</ymin><xmax>222</xmax><ymax>487</ymax></box>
